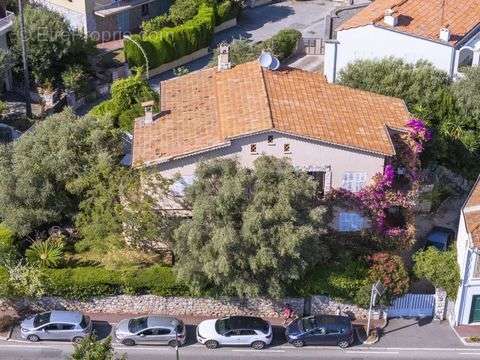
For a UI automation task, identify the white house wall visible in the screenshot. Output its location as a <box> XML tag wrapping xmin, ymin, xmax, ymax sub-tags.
<box><xmin>155</xmin><ymin>131</ymin><xmax>386</xmax><ymax>190</ymax></box>
<box><xmin>333</xmin><ymin>25</ymin><xmax>455</xmax><ymax>81</ymax></box>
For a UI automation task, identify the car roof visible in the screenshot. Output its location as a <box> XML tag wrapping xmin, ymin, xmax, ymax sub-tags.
<box><xmin>49</xmin><ymin>311</ymin><xmax>83</xmax><ymax>324</ymax></box>
<box><xmin>427</xmin><ymin>227</ymin><xmax>454</xmax><ymax>244</ymax></box>
<box><xmin>225</xmin><ymin>316</ymin><xmax>268</xmax><ymax>331</ymax></box>
<box><xmin>146</xmin><ymin>316</ymin><xmax>180</xmax><ymax>328</ymax></box>
<box><xmin>314</xmin><ymin>315</ymin><xmax>351</xmax><ymax>326</ymax></box>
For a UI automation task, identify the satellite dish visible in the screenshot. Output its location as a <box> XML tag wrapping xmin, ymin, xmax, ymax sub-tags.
<box><xmin>258</xmin><ymin>51</ymin><xmax>273</xmax><ymax>68</ymax></box>
<box><xmin>269</xmin><ymin>56</ymin><xmax>280</xmax><ymax>70</ymax></box>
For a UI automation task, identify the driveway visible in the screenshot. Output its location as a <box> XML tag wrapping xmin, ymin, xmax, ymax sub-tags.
<box><xmin>148</xmin><ymin>0</ymin><xmax>339</xmax><ymax>87</ymax></box>
<box><xmin>374</xmin><ymin>318</ymin><xmax>464</xmax><ymax>349</ymax></box>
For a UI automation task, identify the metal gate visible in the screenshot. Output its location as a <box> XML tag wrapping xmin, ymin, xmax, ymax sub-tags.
<box><xmin>302</xmin><ymin>38</ymin><xmax>324</xmax><ymax>55</ymax></box>
<box><xmin>387</xmin><ymin>294</ymin><xmax>435</xmax><ymax>318</ymax></box>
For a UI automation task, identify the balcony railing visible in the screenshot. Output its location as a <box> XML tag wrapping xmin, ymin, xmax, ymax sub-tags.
<box><xmin>94</xmin><ymin>0</ymin><xmax>152</xmax><ymax>16</ymax></box>
<box><xmin>0</xmin><ymin>11</ymin><xmax>14</xmax><ymax>33</ymax></box>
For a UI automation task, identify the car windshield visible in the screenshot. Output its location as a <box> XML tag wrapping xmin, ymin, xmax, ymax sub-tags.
<box><xmin>80</xmin><ymin>316</ymin><xmax>90</xmax><ymax>329</ymax></box>
<box><xmin>301</xmin><ymin>317</ymin><xmax>317</xmax><ymax>332</ymax></box>
<box><xmin>128</xmin><ymin>317</ymin><xmax>148</xmax><ymax>333</ymax></box>
<box><xmin>33</xmin><ymin>312</ymin><xmax>51</xmax><ymax>328</ymax></box>
<box><xmin>215</xmin><ymin>318</ymin><xmax>231</xmax><ymax>334</ymax></box>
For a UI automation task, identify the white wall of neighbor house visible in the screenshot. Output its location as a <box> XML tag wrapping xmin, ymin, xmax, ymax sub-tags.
<box><xmin>455</xmin><ymin>211</ymin><xmax>480</xmax><ymax>325</ymax></box>
<box><xmin>326</xmin><ymin>25</ymin><xmax>456</xmax><ymax>82</ymax></box>
<box><xmin>155</xmin><ymin>130</ymin><xmax>386</xmax><ymax>193</ymax></box>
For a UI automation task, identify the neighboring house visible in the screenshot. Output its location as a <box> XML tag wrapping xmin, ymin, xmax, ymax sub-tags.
<box><xmin>34</xmin><ymin>0</ymin><xmax>170</xmax><ymax>40</ymax></box>
<box><xmin>0</xmin><ymin>6</ymin><xmax>14</xmax><ymax>91</ymax></box>
<box><xmin>455</xmin><ymin>177</ymin><xmax>480</xmax><ymax>325</ymax></box>
<box><xmin>132</xmin><ymin>53</ymin><xmax>411</xmax><ymax>230</ymax></box>
<box><xmin>324</xmin><ymin>0</ymin><xmax>480</xmax><ymax>83</ymax></box>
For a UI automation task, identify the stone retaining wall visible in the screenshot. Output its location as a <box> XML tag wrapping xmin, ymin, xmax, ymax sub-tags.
<box><xmin>1</xmin><ymin>295</ymin><xmax>372</xmax><ymax>319</ymax></box>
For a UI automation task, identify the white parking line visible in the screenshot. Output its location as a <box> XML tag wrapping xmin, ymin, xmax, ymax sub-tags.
<box><xmin>459</xmin><ymin>353</ymin><xmax>480</xmax><ymax>356</ymax></box>
<box><xmin>232</xmin><ymin>349</ymin><xmax>285</xmax><ymax>353</ymax></box>
<box><xmin>345</xmin><ymin>350</ymin><xmax>399</xmax><ymax>355</ymax></box>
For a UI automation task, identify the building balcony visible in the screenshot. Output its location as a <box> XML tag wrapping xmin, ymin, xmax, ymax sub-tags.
<box><xmin>94</xmin><ymin>0</ymin><xmax>155</xmax><ymax>17</ymax></box>
<box><xmin>0</xmin><ymin>11</ymin><xmax>14</xmax><ymax>36</ymax></box>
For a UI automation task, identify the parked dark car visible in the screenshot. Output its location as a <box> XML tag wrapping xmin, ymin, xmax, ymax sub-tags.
<box><xmin>424</xmin><ymin>226</ymin><xmax>455</xmax><ymax>251</ymax></box>
<box><xmin>285</xmin><ymin>315</ymin><xmax>354</xmax><ymax>348</ymax></box>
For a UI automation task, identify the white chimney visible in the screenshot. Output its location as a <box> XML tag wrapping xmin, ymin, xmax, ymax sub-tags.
<box><xmin>142</xmin><ymin>100</ymin><xmax>155</xmax><ymax>124</ymax></box>
<box><xmin>384</xmin><ymin>8</ymin><xmax>398</xmax><ymax>27</ymax></box>
<box><xmin>217</xmin><ymin>42</ymin><xmax>231</xmax><ymax>71</ymax></box>
<box><xmin>439</xmin><ymin>27</ymin><xmax>450</xmax><ymax>42</ymax></box>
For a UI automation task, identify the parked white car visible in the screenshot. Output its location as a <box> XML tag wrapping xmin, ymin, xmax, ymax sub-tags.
<box><xmin>196</xmin><ymin>316</ymin><xmax>272</xmax><ymax>350</ymax></box>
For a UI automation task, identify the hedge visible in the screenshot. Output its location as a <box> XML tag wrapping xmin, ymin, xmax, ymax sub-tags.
<box><xmin>216</xmin><ymin>0</ymin><xmax>240</xmax><ymax>25</ymax></box>
<box><xmin>125</xmin><ymin>3</ymin><xmax>216</xmax><ymax>69</ymax></box>
<box><xmin>42</xmin><ymin>265</ymin><xmax>190</xmax><ymax>300</ymax></box>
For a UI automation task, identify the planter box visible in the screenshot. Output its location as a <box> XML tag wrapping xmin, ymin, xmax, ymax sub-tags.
<box><xmin>147</xmin><ymin>47</ymin><xmax>209</xmax><ymax>78</ymax></box>
<box><xmin>214</xmin><ymin>18</ymin><xmax>237</xmax><ymax>33</ymax></box>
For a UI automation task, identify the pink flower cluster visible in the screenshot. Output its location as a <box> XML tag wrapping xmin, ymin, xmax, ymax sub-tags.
<box><xmin>406</xmin><ymin>118</ymin><xmax>432</xmax><ymax>154</ymax></box>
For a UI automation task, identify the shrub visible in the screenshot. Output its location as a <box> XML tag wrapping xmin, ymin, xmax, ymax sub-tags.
<box><xmin>0</xmin><ymin>315</ymin><xmax>17</xmax><ymax>332</ymax></box>
<box><xmin>142</xmin><ymin>14</ymin><xmax>172</xmax><ymax>35</ymax></box>
<box><xmin>26</xmin><ymin>235</ymin><xmax>65</xmax><ymax>268</ymax></box>
<box><xmin>71</xmin><ymin>335</ymin><xmax>123</xmax><ymax>360</ymax></box>
<box><xmin>169</xmin><ymin>0</ymin><xmax>200</xmax><ymax>26</ymax></box>
<box><xmin>262</xmin><ymin>28</ymin><xmax>301</xmax><ymax>60</ymax></box>
<box><xmin>42</xmin><ymin>265</ymin><xmax>188</xmax><ymax>300</ymax></box>
<box><xmin>368</xmin><ymin>252</ymin><xmax>409</xmax><ymax>301</ymax></box>
<box><xmin>216</xmin><ymin>0</ymin><xmax>241</xmax><ymax>24</ymax></box>
<box><xmin>124</xmin><ymin>3</ymin><xmax>215</xmax><ymax>69</ymax></box>
<box><xmin>62</xmin><ymin>65</ymin><xmax>88</xmax><ymax>95</ymax></box>
<box><xmin>413</xmin><ymin>246</ymin><xmax>460</xmax><ymax>299</ymax></box>
<box><xmin>0</xmin><ymin>224</ymin><xmax>17</xmax><ymax>262</ymax></box>
<box><xmin>118</xmin><ymin>103</ymin><xmax>144</xmax><ymax>132</ymax></box>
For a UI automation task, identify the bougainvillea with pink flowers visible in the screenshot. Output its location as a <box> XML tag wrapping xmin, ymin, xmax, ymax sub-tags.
<box><xmin>328</xmin><ymin>118</ymin><xmax>431</xmax><ymax>246</ymax></box>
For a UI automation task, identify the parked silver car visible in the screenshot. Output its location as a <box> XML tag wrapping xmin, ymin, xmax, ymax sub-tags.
<box><xmin>114</xmin><ymin>316</ymin><xmax>186</xmax><ymax>347</ymax></box>
<box><xmin>21</xmin><ymin>311</ymin><xmax>92</xmax><ymax>343</ymax></box>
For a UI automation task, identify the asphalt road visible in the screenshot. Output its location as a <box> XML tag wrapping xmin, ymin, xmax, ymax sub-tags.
<box><xmin>2</xmin><ymin>341</ymin><xmax>480</xmax><ymax>360</ymax></box>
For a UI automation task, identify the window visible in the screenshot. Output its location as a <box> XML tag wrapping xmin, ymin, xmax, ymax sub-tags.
<box><xmin>267</xmin><ymin>135</ymin><xmax>274</xmax><ymax>144</ymax></box>
<box><xmin>44</xmin><ymin>323</ymin><xmax>74</xmax><ymax>331</ymax></box>
<box><xmin>474</xmin><ymin>255</ymin><xmax>480</xmax><ymax>278</ymax></box>
<box><xmin>458</xmin><ymin>48</ymin><xmax>474</xmax><ymax>72</ymax></box>
<box><xmin>250</xmin><ymin>144</ymin><xmax>257</xmax><ymax>153</ymax></box>
<box><xmin>341</xmin><ymin>172</ymin><xmax>367</xmax><ymax>192</ymax></box>
<box><xmin>34</xmin><ymin>313</ymin><xmax>51</xmax><ymax>328</ymax></box>
<box><xmin>142</xmin><ymin>328</ymin><xmax>171</xmax><ymax>336</ymax></box>
<box><xmin>284</xmin><ymin>143</ymin><xmax>290</xmax><ymax>153</ymax></box>
<box><xmin>239</xmin><ymin>329</ymin><xmax>256</xmax><ymax>336</ymax></box>
<box><xmin>141</xmin><ymin>3</ymin><xmax>150</xmax><ymax>16</ymax></box>
<box><xmin>338</xmin><ymin>212</ymin><xmax>364</xmax><ymax>232</ymax></box>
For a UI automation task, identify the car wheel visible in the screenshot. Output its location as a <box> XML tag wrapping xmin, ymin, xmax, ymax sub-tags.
<box><xmin>168</xmin><ymin>340</ymin><xmax>181</xmax><ymax>348</ymax></box>
<box><xmin>251</xmin><ymin>341</ymin><xmax>266</xmax><ymax>350</ymax></box>
<box><xmin>72</xmin><ymin>336</ymin><xmax>84</xmax><ymax>344</ymax></box>
<box><xmin>292</xmin><ymin>339</ymin><xmax>304</xmax><ymax>348</ymax></box>
<box><xmin>338</xmin><ymin>340</ymin><xmax>350</xmax><ymax>349</ymax></box>
<box><xmin>27</xmin><ymin>335</ymin><xmax>40</xmax><ymax>342</ymax></box>
<box><xmin>122</xmin><ymin>339</ymin><xmax>136</xmax><ymax>346</ymax></box>
<box><xmin>205</xmin><ymin>340</ymin><xmax>219</xmax><ymax>349</ymax></box>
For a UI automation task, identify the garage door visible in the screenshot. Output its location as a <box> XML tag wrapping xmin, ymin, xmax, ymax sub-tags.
<box><xmin>387</xmin><ymin>294</ymin><xmax>435</xmax><ymax>318</ymax></box>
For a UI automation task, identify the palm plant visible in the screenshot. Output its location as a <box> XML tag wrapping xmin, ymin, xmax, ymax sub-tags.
<box><xmin>26</xmin><ymin>236</ymin><xmax>64</xmax><ymax>268</ymax></box>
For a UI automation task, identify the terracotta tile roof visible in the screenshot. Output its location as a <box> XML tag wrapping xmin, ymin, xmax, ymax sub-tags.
<box><xmin>464</xmin><ymin>176</ymin><xmax>480</xmax><ymax>248</ymax></box>
<box><xmin>338</xmin><ymin>0</ymin><xmax>480</xmax><ymax>45</ymax></box>
<box><xmin>132</xmin><ymin>61</ymin><xmax>411</xmax><ymax>166</ymax></box>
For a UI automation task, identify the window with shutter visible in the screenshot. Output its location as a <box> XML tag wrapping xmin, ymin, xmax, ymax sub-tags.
<box><xmin>341</xmin><ymin>172</ymin><xmax>367</xmax><ymax>192</ymax></box>
<box><xmin>338</xmin><ymin>212</ymin><xmax>365</xmax><ymax>232</ymax></box>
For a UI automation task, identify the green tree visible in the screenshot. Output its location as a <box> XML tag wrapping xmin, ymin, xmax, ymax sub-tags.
<box><xmin>11</xmin><ymin>5</ymin><xmax>94</xmax><ymax>85</ymax></box>
<box><xmin>452</xmin><ymin>66</ymin><xmax>480</xmax><ymax>127</ymax></box>
<box><xmin>0</xmin><ymin>110</ymin><xmax>123</xmax><ymax>236</ymax></box>
<box><xmin>174</xmin><ymin>156</ymin><xmax>329</xmax><ymax>298</ymax></box>
<box><xmin>367</xmin><ymin>252</ymin><xmax>409</xmax><ymax>302</ymax></box>
<box><xmin>0</xmin><ymin>224</ymin><xmax>17</xmax><ymax>263</ymax></box>
<box><xmin>0</xmin><ymin>48</ymin><xmax>14</xmax><ymax>79</ymax></box>
<box><xmin>413</xmin><ymin>246</ymin><xmax>460</xmax><ymax>299</ymax></box>
<box><xmin>71</xmin><ymin>335</ymin><xmax>126</xmax><ymax>360</ymax></box>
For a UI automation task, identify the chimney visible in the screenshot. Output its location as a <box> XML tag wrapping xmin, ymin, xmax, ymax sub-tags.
<box><xmin>384</xmin><ymin>8</ymin><xmax>398</xmax><ymax>27</ymax></box>
<box><xmin>217</xmin><ymin>42</ymin><xmax>231</xmax><ymax>71</ymax></box>
<box><xmin>142</xmin><ymin>100</ymin><xmax>155</xmax><ymax>124</ymax></box>
<box><xmin>439</xmin><ymin>26</ymin><xmax>450</xmax><ymax>42</ymax></box>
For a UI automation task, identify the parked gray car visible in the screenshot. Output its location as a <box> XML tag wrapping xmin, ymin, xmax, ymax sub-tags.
<box><xmin>114</xmin><ymin>316</ymin><xmax>186</xmax><ymax>347</ymax></box>
<box><xmin>21</xmin><ymin>311</ymin><xmax>92</xmax><ymax>343</ymax></box>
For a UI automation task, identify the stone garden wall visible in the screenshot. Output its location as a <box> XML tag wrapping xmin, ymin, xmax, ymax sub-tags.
<box><xmin>1</xmin><ymin>295</ymin><xmax>373</xmax><ymax>320</ymax></box>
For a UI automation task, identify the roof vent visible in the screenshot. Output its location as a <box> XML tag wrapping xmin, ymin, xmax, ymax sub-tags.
<box><xmin>439</xmin><ymin>27</ymin><xmax>450</xmax><ymax>42</ymax></box>
<box><xmin>384</xmin><ymin>8</ymin><xmax>398</xmax><ymax>27</ymax></box>
<box><xmin>258</xmin><ymin>51</ymin><xmax>280</xmax><ymax>71</ymax></box>
<box><xmin>142</xmin><ymin>100</ymin><xmax>155</xmax><ymax>124</ymax></box>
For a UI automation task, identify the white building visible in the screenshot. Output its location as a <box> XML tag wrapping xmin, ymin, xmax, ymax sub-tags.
<box><xmin>324</xmin><ymin>0</ymin><xmax>480</xmax><ymax>83</ymax></box>
<box><xmin>0</xmin><ymin>7</ymin><xmax>14</xmax><ymax>91</ymax></box>
<box><xmin>455</xmin><ymin>177</ymin><xmax>480</xmax><ymax>325</ymax></box>
<box><xmin>132</xmin><ymin>54</ymin><xmax>412</xmax><ymax>230</ymax></box>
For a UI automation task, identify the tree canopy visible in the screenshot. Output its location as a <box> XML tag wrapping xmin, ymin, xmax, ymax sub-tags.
<box><xmin>11</xmin><ymin>4</ymin><xmax>94</xmax><ymax>86</ymax></box>
<box><xmin>413</xmin><ymin>246</ymin><xmax>460</xmax><ymax>299</ymax></box>
<box><xmin>0</xmin><ymin>110</ymin><xmax>123</xmax><ymax>236</ymax></box>
<box><xmin>173</xmin><ymin>156</ymin><xmax>329</xmax><ymax>298</ymax></box>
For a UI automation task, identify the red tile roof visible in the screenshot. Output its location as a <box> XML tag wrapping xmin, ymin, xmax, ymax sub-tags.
<box><xmin>338</xmin><ymin>0</ymin><xmax>480</xmax><ymax>45</ymax></box>
<box><xmin>464</xmin><ymin>176</ymin><xmax>480</xmax><ymax>248</ymax></box>
<box><xmin>132</xmin><ymin>61</ymin><xmax>411</xmax><ymax>166</ymax></box>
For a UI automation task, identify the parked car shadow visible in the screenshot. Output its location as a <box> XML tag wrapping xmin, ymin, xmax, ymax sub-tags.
<box><xmin>92</xmin><ymin>321</ymin><xmax>113</xmax><ymax>341</ymax></box>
